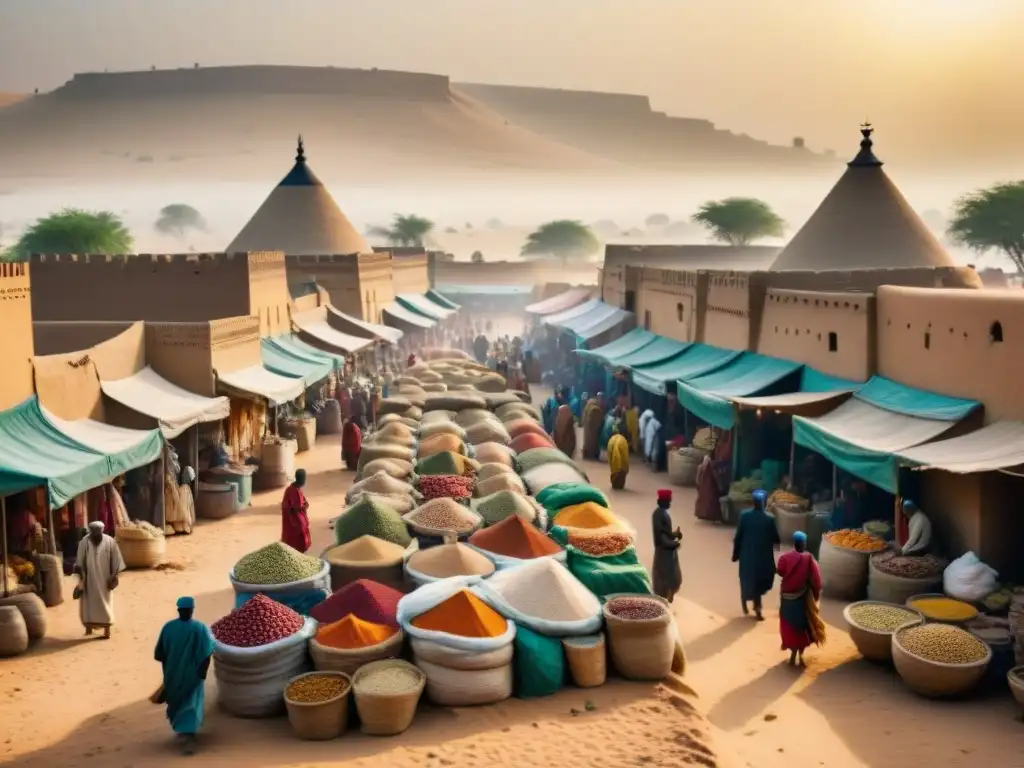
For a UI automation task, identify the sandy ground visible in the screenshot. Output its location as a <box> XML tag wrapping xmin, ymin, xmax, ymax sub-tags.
<box><xmin>2</xmin><ymin>393</ymin><xmax>1023</xmax><ymax>767</ymax></box>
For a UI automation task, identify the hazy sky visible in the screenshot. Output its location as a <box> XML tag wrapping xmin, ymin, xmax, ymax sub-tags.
<box><xmin>1</xmin><ymin>0</ymin><xmax>1022</xmax><ymax>163</ymax></box>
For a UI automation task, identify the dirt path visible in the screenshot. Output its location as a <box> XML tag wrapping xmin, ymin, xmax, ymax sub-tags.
<box><xmin>2</xmin><ymin>407</ymin><xmax>1022</xmax><ymax>767</ymax></box>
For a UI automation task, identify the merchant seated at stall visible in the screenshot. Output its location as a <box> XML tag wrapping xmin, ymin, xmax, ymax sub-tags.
<box><xmin>897</xmin><ymin>499</ymin><xmax>932</xmax><ymax>556</ymax></box>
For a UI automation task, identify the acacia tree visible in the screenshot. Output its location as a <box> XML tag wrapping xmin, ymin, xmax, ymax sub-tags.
<box><xmin>521</xmin><ymin>220</ymin><xmax>600</xmax><ymax>266</ymax></box>
<box><xmin>155</xmin><ymin>203</ymin><xmax>207</xmax><ymax>240</ymax></box>
<box><xmin>6</xmin><ymin>208</ymin><xmax>133</xmax><ymax>261</ymax></box>
<box><xmin>948</xmin><ymin>181</ymin><xmax>1024</xmax><ymax>273</ymax></box>
<box><xmin>691</xmin><ymin>197</ymin><xmax>785</xmax><ymax>246</ymax></box>
<box><xmin>369</xmin><ymin>214</ymin><xmax>435</xmax><ymax>247</ymax></box>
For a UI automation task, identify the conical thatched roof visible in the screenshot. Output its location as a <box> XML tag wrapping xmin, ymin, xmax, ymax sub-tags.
<box><xmin>770</xmin><ymin>125</ymin><xmax>955</xmax><ymax>272</ymax></box>
<box><xmin>226</xmin><ymin>137</ymin><xmax>369</xmax><ymax>255</ymax></box>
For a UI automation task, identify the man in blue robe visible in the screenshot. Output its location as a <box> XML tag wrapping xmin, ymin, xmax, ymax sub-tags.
<box><xmin>154</xmin><ymin>596</ymin><xmax>215</xmax><ymax>755</ymax></box>
<box><xmin>732</xmin><ymin>490</ymin><xmax>780</xmax><ymax>621</ymax></box>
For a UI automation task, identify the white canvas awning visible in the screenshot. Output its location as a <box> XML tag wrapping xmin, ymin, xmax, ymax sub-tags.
<box><xmin>731</xmin><ymin>390</ymin><xmax>854</xmax><ymax>410</ymax></box>
<box><xmin>899</xmin><ymin>421</ymin><xmax>1024</xmax><ymax>474</ymax></box>
<box><xmin>101</xmin><ymin>367</ymin><xmax>231</xmax><ymax>438</ymax></box>
<box><xmin>325</xmin><ymin>305</ymin><xmax>403</xmax><ymax>343</ymax></box>
<box><xmin>217</xmin><ymin>365</ymin><xmax>304</xmax><ymax>406</ymax></box>
<box><xmin>293</xmin><ymin>310</ymin><xmax>376</xmax><ymax>354</ymax></box>
<box><xmin>383</xmin><ymin>302</ymin><xmax>436</xmax><ymax>329</ymax></box>
<box><xmin>796</xmin><ymin>398</ymin><xmax>957</xmax><ymax>453</ymax></box>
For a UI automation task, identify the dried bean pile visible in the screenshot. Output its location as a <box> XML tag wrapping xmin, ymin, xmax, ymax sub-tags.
<box><xmin>871</xmin><ymin>550</ymin><xmax>947</xmax><ymax>579</ymax></box>
<box><xmin>286</xmin><ymin>674</ymin><xmax>350</xmax><ymax>704</ymax></box>
<box><xmin>407</xmin><ymin>498</ymin><xmax>480</xmax><ymax>533</ymax></box>
<box><xmin>233</xmin><ymin>542</ymin><xmax>323</xmax><ymax>585</ymax></box>
<box><xmin>606</xmin><ymin>596</ymin><xmax>667</xmax><ymax>621</ymax></box>
<box><xmin>354</xmin><ymin>666</ymin><xmax>422</xmax><ymax>695</ymax></box>
<box><xmin>417</xmin><ymin>474</ymin><xmax>474</xmax><ymax>500</ymax></box>
<box><xmin>568</xmin><ymin>530</ymin><xmax>634</xmax><ymax>556</ymax></box>
<box><xmin>848</xmin><ymin>603</ymin><xmax>920</xmax><ymax>632</ymax></box>
<box><xmin>896</xmin><ymin>623</ymin><xmax>988</xmax><ymax>664</ymax></box>
<box><xmin>212</xmin><ymin>594</ymin><xmax>304</xmax><ymax>647</ymax></box>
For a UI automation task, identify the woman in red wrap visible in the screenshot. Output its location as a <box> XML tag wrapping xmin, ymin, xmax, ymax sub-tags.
<box><xmin>342</xmin><ymin>418</ymin><xmax>362</xmax><ymax>470</ymax></box>
<box><xmin>775</xmin><ymin>530</ymin><xmax>826</xmax><ymax>666</ymax></box>
<box><xmin>280</xmin><ymin>469</ymin><xmax>311</xmax><ymax>553</ymax></box>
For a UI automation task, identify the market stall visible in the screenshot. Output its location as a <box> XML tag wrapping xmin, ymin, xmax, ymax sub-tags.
<box><xmin>524</xmin><ymin>287</ymin><xmax>592</xmax><ymax>317</ymax></box>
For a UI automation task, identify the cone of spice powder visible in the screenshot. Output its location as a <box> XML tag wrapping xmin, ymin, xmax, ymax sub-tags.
<box><xmin>316</xmin><ymin>615</ymin><xmax>399</xmax><ymax>650</ymax></box>
<box><xmin>310</xmin><ymin>578</ymin><xmax>404</xmax><ymax>627</ymax></box>
<box><xmin>410</xmin><ymin>589</ymin><xmax>508</xmax><ymax>638</ymax></box>
<box><xmin>552</xmin><ymin>501</ymin><xmax>621</xmax><ymax>530</ymax></box>
<box><xmin>406</xmin><ymin>543</ymin><xmax>496</xmax><ymax>580</ymax></box>
<box><xmin>469</xmin><ymin>515</ymin><xmax>563</xmax><ymax>560</ymax></box>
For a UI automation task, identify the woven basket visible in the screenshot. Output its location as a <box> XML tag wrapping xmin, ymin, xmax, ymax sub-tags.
<box><xmin>309</xmin><ymin>631</ymin><xmax>404</xmax><ymax>675</ymax></box>
<box><xmin>196</xmin><ymin>483</ymin><xmax>238</xmax><ymax>520</ymax></box>
<box><xmin>0</xmin><ymin>605</ymin><xmax>29</xmax><ymax>657</ymax></box>
<box><xmin>867</xmin><ymin>559</ymin><xmax>942</xmax><ymax>606</ymax></box>
<box><xmin>0</xmin><ymin>593</ymin><xmax>47</xmax><ymax>642</ymax></box>
<box><xmin>351</xmin><ymin>659</ymin><xmax>426</xmax><ymax>736</ymax></box>
<box><xmin>315</xmin><ymin>401</ymin><xmax>343</xmax><ymax>435</ymax></box>
<box><xmin>842</xmin><ymin>601</ymin><xmax>923</xmax><ymax>663</ymax></box>
<box><xmin>667</xmin><ymin>451</ymin><xmax>701</xmax><ymax>487</ymax></box>
<box><xmin>891</xmin><ymin>625</ymin><xmax>991</xmax><ymax>698</ymax></box>
<box><xmin>116</xmin><ymin>535</ymin><xmax>166</xmax><ymax>569</ymax></box>
<box><xmin>563</xmin><ymin>633</ymin><xmax>607</xmax><ymax>688</ymax></box>
<box><xmin>284</xmin><ymin>671</ymin><xmax>352</xmax><ymax>741</ymax></box>
<box><xmin>602</xmin><ymin>594</ymin><xmax>674</xmax><ymax>681</ymax></box>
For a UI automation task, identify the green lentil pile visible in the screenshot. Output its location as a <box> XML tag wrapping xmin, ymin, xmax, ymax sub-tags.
<box><xmin>286</xmin><ymin>674</ymin><xmax>350</xmax><ymax>704</ymax></box>
<box><xmin>848</xmin><ymin>603</ymin><xmax>920</xmax><ymax>632</ymax></box>
<box><xmin>354</xmin><ymin>665</ymin><xmax>422</xmax><ymax>695</ymax></box>
<box><xmin>233</xmin><ymin>542</ymin><xmax>322</xmax><ymax>585</ymax></box>
<box><xmin>896</xmin><ymin>623</ymin><xmax>989</xmax><ymax>664</ymax></box>
<box><xmin>334</xmin><ymin>497</ymin><xmax>412</xmax><ymax>548</ymax></box>
<box><xmin>471</xmin><ymin>490</ymin><xmax>539</xmax><ymax>527</ymax></box>
<box><xmin>516</xmin><ymin>448</ymin><xmax>578</xmax><ymax>473</ymax></box>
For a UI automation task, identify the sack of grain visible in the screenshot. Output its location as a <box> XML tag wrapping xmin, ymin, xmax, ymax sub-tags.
<box><xmin>0</xmin><ymin>593</ymin><xmax>46</xmax><ymax>642</ymax></box>
<box><xmin>346</xmin><ymin>471</ymin><xmax>417</xmax><ymax>503</ymax></box>
<box><xmin>420</xmin><ymin>410</ymin><xmax>457</xmax><ymax>425</ymax></box>
<box><xmin>417</xmin><ymin>420</ymin><xmax>467</xmax><ymax>440</ymax></box>
<box><xmin>483</xmin><ymin>392</ymin><xmax>524</xmax><ymax>410</ymax></box>
<box><xmin>422</xmin><ymin>393</ymin><xmax>489</xmax><ymax>412</ymax></box>
<box><xmin>465</xmin><ymin>420</ymin><xmax>511</xmax><ymax>446</ymax></box>
<box><xmin>496</xmin><ymin>403</ymin><xmax>541</xmax><ymax>422</ymax></box>
<box><xmin>602</xmin><ymin>594</ymin><xmax>675</xmax><ymax>681</ymax></box>
<box><xmin>517</xmin><ymin>448</ymin><xmax>579</xmax><ymax>474</ymax></box>
<box><xmin>376</xmin><ymin>414</ymin><xmax>420</xmax><ymax>430</ymax></box>
<box><xmin>357</xmin><ymin>443</ymin><xmax>415</xmax><ymax>471</ymax></box>
<box><xmin>370</xmin><ymin>422</ymin><xmax>417</xmax><ymax>446</ymax></box>
<box><xmin>475</xmin><ymin>473</ymin><xmax>526</xmax><ymax>497</ymax></box>
<box><xmin>356</xmin><ymin>458</ymin><xmax>414</xmax><ymax>482</ymax></box>
<box><xmin>417</xmin><ymin>433</ymin><xmax>468</xmax><ymax>458</ymax></box>
<box><xmin>473</xmin><ymin>442</ymin><xmax>517</xmax><ymax>466</ymax></box>
<box><xmin>397</xmin><ymin>576</ymin><xmax>516</xmax><ymax>653</ymax></box>
<box><xmin>521</xmin><ymin>463</ymin><xmax>588</xmax><ymax>495</ymax></box>
<box><xmin>411</xmin><ymin>640</ymin><xmax>513</xmax><ymax>707</ymax></box>
<box><xmin>819</xmin><ymin>538</ymin><xmax>871</xmax><ymax>601</ymax></box>
<box><xmin>345</xmin><ymin>491</ymin><xmax>417</xmax><ymax>515</ymax></box>
<box><xmin>475</xmin><ymin>463</ymin><xmax>517</xmax><ymax>482</ymax></box>
<box><xmin>377</xmin><ymin>397</ymin><xmax>416</xmax><ymax>417</ymax></box>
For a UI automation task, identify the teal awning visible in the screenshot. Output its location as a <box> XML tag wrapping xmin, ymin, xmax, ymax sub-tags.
<box><xmin>0</xmin><ymin>397</ymin><xmax>163</xmax><ymax>508</ymax></box>
<box><xmin>396</xmin><ymin>293</ymin><xmax>456</xmax><ymax>321</ymax></box>
<box><xmin>676</xmin><ymin>353</ymin><xmax>803</xmax><ymax>429</ymax></box>
<box><xmin>426</xmin><ymin>289</ymin><xmax>461</xmax><ymax>309</ymax></box>
<box><xmin>434</xmin><ymin>284</ymin><xmax>532</xmax><ymax>296</ymax></box>
<box><xmin>632</xmin><ymin>345</ymin><xmax>741</xmax><ymax>395</ymax></box>
<box><xmin>799</xmin><ymin>368</ymin><xmax>860</xmax><ymax>393</ymax></box>
<box><xmin>729</xmin><ymin>366</ymin><xmax>859</xmax><ymax>413</ymax></box>
<box><xmin>854</xmin><ymin>376</ymin><xmax>980</xmax><ymax>421</ymax></box>
<box><xmin>614</xmin><ymin>336</ymin><xmax>691</xmax><ymax>369</ymax></box>
<box><xmin>383</xmin><ymin>302</ymin><xmax>436</xmax><ymax>330</ymax></box>
<box><xmin>576</xmin><ymin>307</ymin><xmax>633</xmax><ymax>340</ymax></box>
<box><xmin>273</xmin><ymin>334</ymin><xmax>343</xmax><ymax>369</ymax></box>
<box><xmin>576</xmin><ymin>328</ymin><xmax>657</xmax><ymax>365</ymax></box>
<box><xmin>526</xmin><ymin>288</ymin><xmax>591</xmax><ymax>316</ymax></box>
<box><xmin>543</xmin><ymin>297</ymin><xmax>601</xmax><ymax>326</ymax></box>
<box><xmin>260</xmin><ymin>339</ymin><xmax>332</xmax><ymax>386</ymax></box>
<box><xmin>551</xmin><ymin>301</ymin><xmax>620</xmax><ymax>335</ymax></box>
<box><xmin>792</xmin><ymin>376</ymin><xmax>977</xmax><ymax>493</ymax></box>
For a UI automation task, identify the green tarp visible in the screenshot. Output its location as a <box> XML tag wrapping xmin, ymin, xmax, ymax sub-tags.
<box><xmin>426</xmin><ymin>289</ymin><xmax>461</xmax><ymax>309</ymax></box>
<box><xmin>800</xmin><ymin>368</ymin><xmax>860</xmax><ymax>393</ymax></box>
<box><xmin>0</xmin><ymin>397</ymin><xmax>163</xmax><ymax>508</ymax></box>
<box><xmin>273</xmin><ymin>334</ymin><xmax>343</xmax><ymax>369</ymax></box>
<box><xmin>614</xmin><ymin>335</ymin><xmax>690</xmax><ymax>370</ymax></box>
<box><xmin>676</xmin><ymin>353</ymin><xmax>803</xmax><ymax>429</ymax></box>
<box><xmin>631</xmin><ymin>344</ymin><xmax>741</xmax><ymax>395</ymax></box>
<box><xmin>396</xmin><ymin>293</ymin><xmax>455</xmax><ymax>321</ymax></box>
<box><xmin>575</xmin><ymin>328</ymin><xmax>656</xmax><ymax>365</ymax></box>
<box><xmin>260</xmin><ymin>339</ymin><xmax>332</xmax><ymax>386</ymax></box>
<box><xmin>854</xmin><ymin>376</ymin><xmax>980</xmax><ymax>421</ymax></box>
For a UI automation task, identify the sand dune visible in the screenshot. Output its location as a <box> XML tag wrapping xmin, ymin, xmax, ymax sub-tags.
<box><xmin>0</xmin><ymin>66</ymin><xmax>835</xmax><ymax>184</ymax></box>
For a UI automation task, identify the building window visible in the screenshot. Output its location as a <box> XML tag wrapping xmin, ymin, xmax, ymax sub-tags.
<box><xmin>828</xmin><ymin>332</ymin><xmax>838</xmax><ymax>352</ymax></box>
<box><xmin>990</xmin><ymin>321</ymin><xmax>1003</xmax><ymax>343</ymax></box>
<box><xmin>676</xmin><ymin>302</ymin><xmax>684</xmax><ymax>322</ymax></box>
<box><xmin>644</xmin><ymin>310</ymin><xmax>652</xmax><ymax>330</ymax></box>
<box><xmin>924</xmin><ymin>332</ymin><xmax>931</xmax><ymax>350</ymax></box>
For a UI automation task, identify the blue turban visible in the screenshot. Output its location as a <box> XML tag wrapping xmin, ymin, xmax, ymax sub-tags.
<box><xmin>176</xmin><ymin>596</ymin><xmax>195</xmax><ymax>610</ymax></box>
<box><xmin>752</xmin><ymin>489</ymin><xmax>767</xmax><ymax>504</ymax></box>
<box><xmin>792</xmin><ymin>531</ymin><xmax>808</xmax><ymax>544</ymax></box>
<box><xmin>902</xmin><ymin>499</ymin><xmax>917</xmax><ymax>513</ymax></box>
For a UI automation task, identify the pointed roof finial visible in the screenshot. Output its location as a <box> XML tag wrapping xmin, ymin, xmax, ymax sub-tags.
<box><xmin>848</xmin><ymin>121</ymin><xmax>882</xmax><ymax>168</ymax></box>
<box><xmin>296</xmin><ymin>135</ymin><xmax>306</xmax><ymax>164</ymax></box>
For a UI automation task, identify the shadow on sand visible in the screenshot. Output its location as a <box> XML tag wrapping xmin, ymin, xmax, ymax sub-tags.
<box><xmin>685</xmin><ymin>617</ymin><xmax>759</xmax><ymax>664</ymax></box>
<box><xmin>705</xmin><ymin>661</ymin><xmax>802</xmax><ymax>732</ymax></box>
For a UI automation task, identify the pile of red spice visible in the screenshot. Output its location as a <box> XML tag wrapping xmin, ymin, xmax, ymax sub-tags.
<box><xmin>511</xmin><ymin>433</ymin><xmax>556</xmax><ymax>453</ymax></box>
<box><xmin>469</xmin><ymin>515</ymin><xmax>563</xmax><ymax>559</ymax></box>
<box><xmin>309</xmin><ymin>579</ymin><xmax>404</xmax><ymax>627</ymax></box>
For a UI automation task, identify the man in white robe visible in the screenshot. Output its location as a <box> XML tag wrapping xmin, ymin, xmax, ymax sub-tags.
<box><xmin>74</xmin><ymin>521</ymin><xmax>126</xmax><ymax>639</ymax></box>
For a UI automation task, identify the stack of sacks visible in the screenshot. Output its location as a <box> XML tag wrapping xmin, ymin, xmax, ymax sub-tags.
<box><xmin>418</xmin><ymin>419</ymin><xmax>467</xmax><ymax>441</ymax></box>
<box><xmin>468</xmin><ymin>515</ymin><xmax>564</xmax><ymax>569</ymax></box>
<box><xmin>367</xmin><ymin>421</ymin><xmax>417</xmax><ymax>447</ymax></box>
<box><xmin>454</xmin><ymin>409</ymin><xmax>494</xmax><ymax>427</ymax></box>
<box><xmin>376</xmin><ymin>396</ymin><xmax>423</xmax><ymax>423</ymax></box>
<box><xmin>230</xmin><ymin>542</ymin><xmax>330</xmax><ymax>615</ymax></box>
<box><xmin>377</xmin><ymin>413</ymin><xmax>421</xmax><ymax>430</ymax></box>
<box><xmin>476</xmin><ymin>559</ymin><xmax>603</xmax><ymax>698</ymax></box>
<box><xmin>399</xmin><ymin>576</ymin><xmax>516</xmax><ymax>706</ymax></box>
<box><xmin>464</xmin><ymin>419</ymin><xmax>512</xmax><ymax>447</ymax></box>
<box><xmin>308</xmin><ymin>579</ymin><xmax>405</xmax><ymax>673</ymax></box>
<box><xmin>496</xmin><ymin>402</ymin><xmax>542</xmax><ymax>423</ymax></box>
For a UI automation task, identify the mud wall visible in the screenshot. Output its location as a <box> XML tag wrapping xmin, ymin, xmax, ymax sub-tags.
<box><xmin>0</xmin><ymin>263</ymin><xmax>35</xmax><ymax>410</ymax></box>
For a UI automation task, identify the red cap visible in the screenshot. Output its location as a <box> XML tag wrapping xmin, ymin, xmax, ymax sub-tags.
<box><xmin>657</xmin><ymin>489</ymin><xmax>673</xmax><ymax>501</ymax></box>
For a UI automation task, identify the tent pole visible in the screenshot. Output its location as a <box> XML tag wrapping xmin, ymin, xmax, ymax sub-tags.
<box><xmin>789</xmin><ymin>439</ymin><xmax>796</xmax><ymax>486</ymax></box>
<box><xmin>1</xmin><ymin>496</ymin><xmax>9</xmax><ymax>598</ymax></box>
<box><xmin>46</xmin><ymin>503</ymin><xmax>57</xmax><ymax>557</ymax></box>
<box><xmin>831</xmin><ymin>464</ymin><xmax>838</xmax><ymax>503</ymax></box>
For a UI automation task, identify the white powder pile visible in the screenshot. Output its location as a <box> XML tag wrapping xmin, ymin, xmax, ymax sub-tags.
<box><xmin>522</xmin><ymin>463</ymin><xmax>588</xmax><ymax>495</ymax></box>
<box><xmin>487</xmin><ymin>559</ymin><xmax>599</xmax><ymax>622</ymax></box>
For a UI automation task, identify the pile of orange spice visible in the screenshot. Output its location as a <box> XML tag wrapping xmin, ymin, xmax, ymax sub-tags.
<box><xmin>315</xmin><ymin>615</ymin><xmax>399</xmax><ymax>650</ymax></box>
<box><xmin>411</xmin><ymin>589</ymin><xmax>507</xmax><ymax>638</ymax></box>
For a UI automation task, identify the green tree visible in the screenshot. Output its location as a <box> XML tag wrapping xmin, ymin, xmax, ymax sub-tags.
<box><xmin>155</xmin><ymin>203</ymin><xmax>207</xmax><ymax>240</ymax></box>
<box><xmin>6</xmin><ymin>208</ymin><xmax>133</xmax><ymax>261</ymax></box>
<box><xmin>691</xmin><ymin>197</ymin><xmax>785</xmax><ymax>246</ymax></box>
<box><xmin>520</xmin><ymin>220</ymin><xmax>600</xmax><ymax>265</ymax></box>
<box><xmin>369</xmin><ymin>214</ymin><xmax>435</xmax><ymax>247</ymax></box>
<box><xmin>948</xmin><ymin>181</ymin><xmax>1024</xmax><ymax>273</ymax></box>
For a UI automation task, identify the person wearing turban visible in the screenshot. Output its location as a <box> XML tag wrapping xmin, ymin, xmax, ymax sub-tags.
<box><xmin>776</xmin><ymin>530</ymin><xmax>827</xmax><ymax>665</ymax></box>
<box><xmin>732</xmin><ymin>489</ymin><xmax>779</xmax><ymax>621</ymax></box>
<box><xmin>73</xmin><ymin>521</ymin><xmax>125</xmax><ymax>639</ymax></box>
<box><xmin>651</xmin><ymin>489</ymin><xmax>683</xmax><ymax>602</ymax></box>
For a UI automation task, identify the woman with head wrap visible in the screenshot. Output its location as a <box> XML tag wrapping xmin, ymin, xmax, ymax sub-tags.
<box><xmin>342</xmin><ymin>417</ymin><xmax>362</xmax><ymax>471</ymax></box>
<box><xmin>571</xmin><ymin>391</ymin><xmax>585</xmax><ymax>424</ymax></box>
<box><xmin>624</xmin><ymin>406</ymin><xmax>640</xmax><ymax>454</ymax></box>
<box><xmin>581</xmin><ymin>394</ymin><xmax>604</xmax><ymax>460</ymax></box>
<box><xmin>776</xmin><ymin>530</ymin><xmax>827</xmax><ymax>665</ymax></box>
<box><xmin>552</xmin><ymin>403</ymin><xmax>577</xmax><ymax>458</ymax></box>
<box><xmin>732</xmin><ymin>489</ymin><xmax>779</xmax><ymax>620</ymax></box>
<box><xmin>280</xmin><ymin>469</ymin><xmax>311</xmax><ymax>553</ymax></box>
<box><xmin>607</xmin><ymin>420</ymin><xmax>630</xmax><ymax>490</ymax></box>
<box><xmin>651</xmin><ymin>489</ymin><xmax>683</xmax><ymax>602</ymax></box>
<box><xmin>541</xmin><ymin>392</ymin><xmax>560</xmax><ymax>434</ymax></box>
